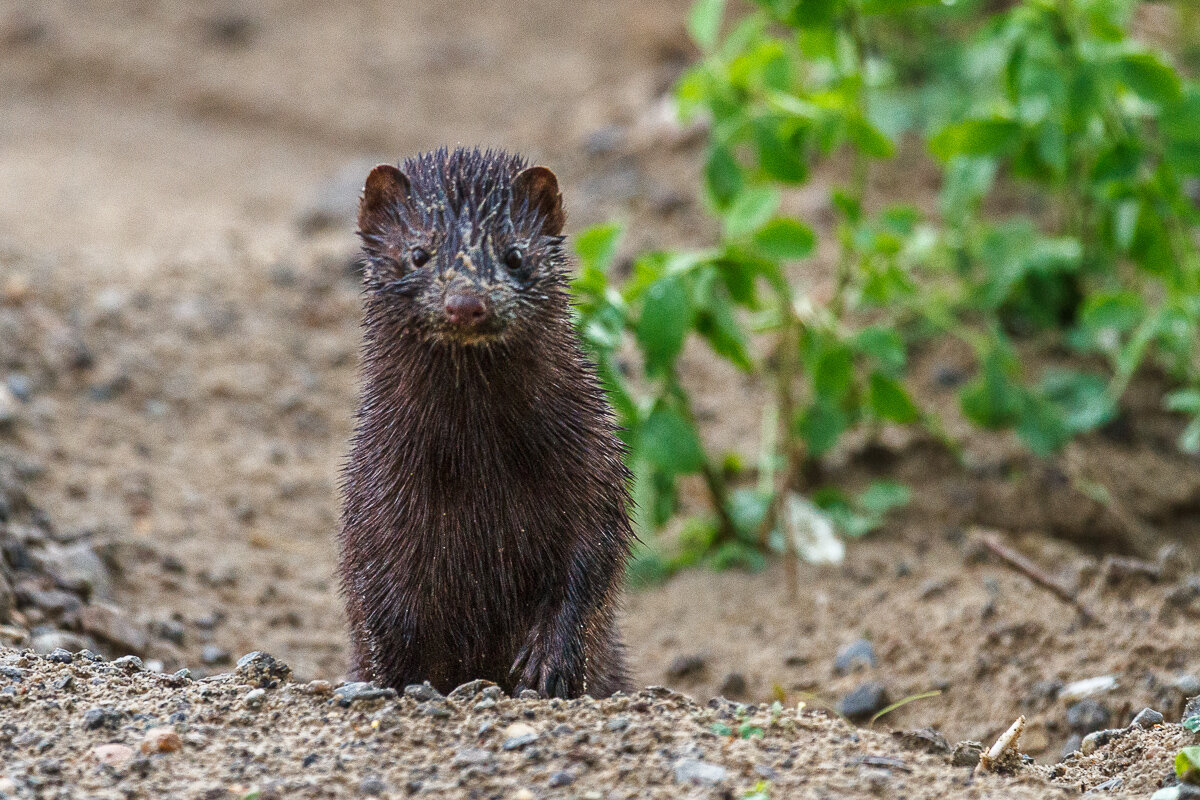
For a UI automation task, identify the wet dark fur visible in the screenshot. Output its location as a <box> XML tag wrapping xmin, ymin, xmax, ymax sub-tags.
<box><xmin>338</xmin><ymin>147</ymin><xmax>634</xmax><ymax>698</ymax></box>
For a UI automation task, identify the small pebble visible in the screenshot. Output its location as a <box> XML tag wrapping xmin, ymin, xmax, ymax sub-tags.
<box><xmin>200</xmin><ymin>645</ymin><xmax>231</xmax><ymax>666</ymax></box>
<box><xmin>404</xmin><ymin>681</ymin><xmax>443</xmax><ymax>702</ymax></box>
<box><xmin>333</xmin><ymin>682</ymin><xmax>397</xmax><ymax>706</ymax></box>
<box><xmin>359</xmin><ymin>775</ymin><xmax>387</xmax><ymax>796</ymax></box>
<box><xmin>950</xmin><ymin>740</ymin><xmax>983</xmax><ymax>768</ymax></box>
<box><xmin>91</xmin><ymin>743</ymin><xmax>134</xmax><ymax>767</ymax></box>
<box><xmin>245</xmin><ymin>688</ymin><xmax>267</xmax><ymax>708</ymax></box>
<box><xmin>674</xmin><ymin>757</ymin><xmax>727</xmax><ymax>786</ymax></box>
<box><xmin>139</xmin><ymin>726</ymin><xmax>182</xmax><ymax>754</ymax></box>
<box><xmin>111</xmin><ymin>655</ymin><xmax>145</xmax><ymax>672</ymax></box>
<box><xmin>502</xmin><ymin>722</ymin><xmax>539</xmax><ymax>751</ymax></box>
<box><xmin>1131</xmin><ymin>707</ymin><xmax>1164</xmax><ymax>729</ymax></box>
<box><xmin>837</xmin><ymin>682</ymin><xmax>889</xmax><ymax>722</ymax></box>
<box><xmin>548</xmin><ymin>770</ymin><xmax>575</xmax><ymax>787</ymax></box>
<box><xmin>666</xmin><ymin>653</ymin><xmax>706</xmax><ymax>679</ymax></box>
<box><xmin>834</xmin><ymin>639</ymin><xmax>877</xmax><ymax>675</ymax></box>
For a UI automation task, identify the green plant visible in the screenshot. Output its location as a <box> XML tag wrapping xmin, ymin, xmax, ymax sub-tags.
<box><xmin>572</xmin><ymin>0</ymin><xmax>1200</xmax><ymax>576</ymax></box>
<box><xmin>931</xmin><ymin>0</ymin><xmax>1200</xmax><ymax>453</ymax></box>
<box><xmin>1177</xmin><ymin>745</ymin><xmax>1200</xmax><ymax>784</ymax></box>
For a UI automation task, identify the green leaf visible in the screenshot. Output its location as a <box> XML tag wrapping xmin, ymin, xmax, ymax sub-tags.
<box><xmin>636</xmin><ymin>275</ymin><xmax>694</xmax><ymax>375</ymax></box>
<box><xmin>688</xmin><ymin>0</ymin><xmax>727</xmax><ymax>50</ymax></box>
<box><xmin>855</xmin><ymin>327</ymin><xmax>906</xmax><ymax>376</ymax></box>
<box><xmin>753</xmin><ymin>116</ymin><xmax>808</xmax><ymax>183</ymax></box>
<box><xmin>812</xmin><ymin>344</ymin><xmax>854</xmax><ymax>401</ymax></box>
<box><xmin>960</xmin><ymin>349</ymin><xmax>1024</xmax><ymax>430</ymax></box>
<box><xmin>753</xmin><ymin>218</ymin><xmax>817</xmax><ymax>260</ymax></box>
<box><xmin>858</xmin><ymin>480</ymin><xmax>911</xmax><ymax>517</ymax></box>
<box><xmin>1176</xmin><ymin>746</ymin><xmax>1200</xmax><ymax>784</ymax></box>
<box><xmin>575</xmin><ymin>222</ymin><xmax>623</xmax><ymax>274</ymax></box>
<box><xmin>845</xmin><ymin>115</ymin><xmax>895</xmax><ymax>159</ymax></box>
<box><xmin>696</xmin><ymin>290</ymin><xmax>754</xmax><ymax>371</ymax></box>
<box><xmin>705</xmin><ymin>144</ymin><xmax>744</xmax><ymax>209</ymax></box>
<box><xmin>1166</xmin><ymin>389</ymin><xmax>1200</xmax><ymax>415</ymax></box>
<box><xmin>860</xmin><ymin>0</ymin><xmax>941</xmax><ymax>12</ymax></box>
<box><xmin>729</xmin><ymin>488</ymin><xmax>772</xmax><ymax>538</ymax></box>
<box><xmin>724</xmin><ymin>186</ymin><xmax>781</xmax><ymax>238</ymax></box>
<box><xmin>638</xmin><ymin>406</ymin><xmax>706</xmax><ymax>474</ymax></box>
<box><xmin>1117</xmin><ymin>51</ymin><xmax>1181</xmax><ymax>105</ymax></box>
<box><xmin>1016</xmin><ymin>396</ymin><xmax>1071</xmax><ymax>456</ymax></box>
<box><xmin>707</xmin><ymin>540</ymin><xmax>768</xmax><ymax>571</ymax></box>
<box><xmin>1039</xmin><ymin>370</ymin><xmax>1117</xmax><ymax>434</ymax></box>
<box><xmin>797</xmin><ymin>398</ymin><xmax>847</xmax><ymax>457</ymax></box>
<box><xmin>738</xmin><ymin>722</ymin><xmax>765</xmax><ymax>739</ymax></box>
<box><xmin>929</xmin><ymin>118</ymin><xmax>1022</xmax><ymax>161</ymax></box>
<box><xmin>868</xmin><ymin>372</ymin><xmax>919</xmax><ymax>424</ymax></box>
<box><xmin>779</xmin><ymin>0</ymin><xmax>841</xmax><ymax>29</ymax></box>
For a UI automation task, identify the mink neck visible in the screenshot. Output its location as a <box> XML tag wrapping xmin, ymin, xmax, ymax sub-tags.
<box><xmin>357</xmin><ymin>307</ymin><xmax>578</xmax><ymax>430</ymax></box>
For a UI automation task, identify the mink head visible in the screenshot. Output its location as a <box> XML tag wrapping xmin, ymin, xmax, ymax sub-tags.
<box><xmin>356</xmin><ymin>147</ymin><xmax>569</xmax><ymax>345</ymax></box>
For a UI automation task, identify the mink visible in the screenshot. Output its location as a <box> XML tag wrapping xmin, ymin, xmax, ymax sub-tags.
<box><xmin>337</xmin><ymin>147</ymin><xmax>634</xmax><ymax>698</ymax></box>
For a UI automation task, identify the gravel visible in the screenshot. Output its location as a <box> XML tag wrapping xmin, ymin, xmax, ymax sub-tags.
<box><xmin>0</xmin><ymin>649</ymin><xmax>1184</xmax><ymax>799</ymax></box>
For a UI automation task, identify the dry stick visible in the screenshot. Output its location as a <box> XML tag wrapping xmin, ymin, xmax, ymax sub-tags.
<box><xmin>975</xmin><ymin>530</ymin><xmax>1097</xmax><ymax>625</ymax></box>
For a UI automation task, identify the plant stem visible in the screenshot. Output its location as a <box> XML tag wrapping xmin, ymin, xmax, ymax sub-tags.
<box><xmin>670</xmin><ymin>375</ymin><xmax>739</xmax><ymax>543</ymax></box>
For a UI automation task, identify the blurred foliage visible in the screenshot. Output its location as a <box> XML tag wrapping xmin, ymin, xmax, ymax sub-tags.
<box><xmin>572</xmin><ymin>0</ymin><xmax>1200</xmax><ymax>578</ymax></box>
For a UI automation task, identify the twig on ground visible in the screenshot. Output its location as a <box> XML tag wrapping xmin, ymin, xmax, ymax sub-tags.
<box><xmin>973</xmin><ymin>529</ymin><xmax>1097</xmax><ymax>624</ymax></box>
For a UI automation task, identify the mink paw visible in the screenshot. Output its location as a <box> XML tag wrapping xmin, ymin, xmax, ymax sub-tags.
<box><xmin>509</xmin><ymin>635</ymin><xmax>578</xmax><ymax>699</ymax></box>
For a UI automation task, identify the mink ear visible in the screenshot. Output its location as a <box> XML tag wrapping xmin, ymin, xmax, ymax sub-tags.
<box><xmin>358</xmin><ymin>164</ymin><xmax>411</xmax><ymax>234</ymax></box>
<box><xmin>511</xmin><ymin>166</ymin><xmax>565</xmax><ymax>236</ymax></box>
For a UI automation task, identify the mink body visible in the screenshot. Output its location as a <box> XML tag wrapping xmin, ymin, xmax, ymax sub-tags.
<box><xmin>338</xmin><ymin>147</ymin><xmax>633</xmax><ymax>698</ymax></box>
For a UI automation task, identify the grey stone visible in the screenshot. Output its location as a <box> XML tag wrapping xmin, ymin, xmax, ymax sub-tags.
<box><xmin>718</xmin><ymin>672</ymin><xmax>748</xmax><ymax>698</ymax></box>
<box><xmin>502</xmin><ymin>732</ymin><xmax>539</xmax><ymax>751</ymax></box>
<box><xmin>548</xmin><ymin>770</ymin><xmax>575</xmax><ymax>787</ymax></box>
<box><xmin>46</xmin><ymin>543</ymin><xmax>112</xmax><ymax>601</ymax></box>
<box><xmin>5</xmin><ymin>374</ymin><xmax>32</xmax><ymax>402</ymax></box>
<box><xmin>200</xmin><ymin>645</ymin><xmax>231</xmax><ymax>666</ymax></box>
<box><xmin>452</xmin><ymin>748</ymin><xmax>493</xmax><ymax>766</ymax></box>
<box><xmin>333</xmin><ymin>682</ymin><xmax>397</xmax><ymax>706</ymax></box>
<box><xmin>82</xmin><ymin>707</ymin><xmax>122</xmax><ymax>730</ymax></box>
<box><xmin>892</xmin><ymin>727</ymin><xmax>950</xmax><ymax>754</ymax></box>
<box><xmin>674</xmin><ymin>758</ymin><xmax>727</xmax><ymax>786</ymax></box>
<box><xmin>404</xmin><ymin>681</ymin><xmax>443</xmax><ymax>702</ymax></box>
<box><xmin>244</xmin><ymin>688</ymin><xmax>267</xmax><ymax>708</ymax></box>
<box><xmin>358</xmin><ymin>775</ymin><xmax>387</xmax><ymax>796</ymax></box>
<box><xmin>111</xmin><ymin>655</ymin><xmax>144</xmax><ymax>672</ymax></box>
<box><xmin>666</xmin><ymin>653</ymin><xmax>706</xmax><ymax>679</ymax></box>
<box><xmin>447</xmin><ymin>679</ymin><xmax>495</xmax><ymax>700</ymax></box>
<box><xmin>1080</xmin><ymin>728</ymin><xmax>1125</xmax><ymax>755</ymax></box>
<box><xmin>836</xmin><ymin>682</ymin><xmax>889</xmax><ymax>722</ymax></box>
<box><xmin>1131</xmin><ymin>707</ymin><xmax>1164</xmax><ymax>729</ymax></box>
<box><xmin>45</xmin><ymin>648</ymin><xmax>73</xmax><ymax>664</ymax></box>
<box><xmin>235</xmin><ymin>651</ymin><xmax>291</xmax><ymax>688</ymax></box>
<box><xmin>835</xmin><ymin>639</ymin><xmax>877</xmax><ymax>675</ymax></box>
<box><xmin>950</xmin><ymin>740</ymin><xmax>983</xmax><ymax>768</ymax></box>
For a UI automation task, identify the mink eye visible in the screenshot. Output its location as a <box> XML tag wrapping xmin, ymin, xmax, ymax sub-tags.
<box><xmin>504</xmin><ymin>246</ymin><xmax>526</xmax><ymax>276</ymax></box>
<box><xmin>411</xmin><ymin>247</ymin><xmax>431</xmax><ymax>267</ymax></box>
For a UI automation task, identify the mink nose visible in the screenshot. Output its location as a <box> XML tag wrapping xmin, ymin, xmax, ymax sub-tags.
<box><xmin>444</xmin><ymin>293</ymin><xmax>489</xmax><ymax>328</ymax></box>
